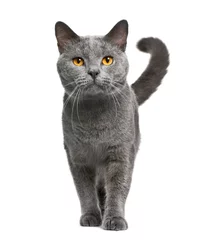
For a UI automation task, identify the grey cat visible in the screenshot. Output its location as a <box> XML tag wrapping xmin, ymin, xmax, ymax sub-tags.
<box><xmin>55</xmin><ymin>20</ymin><xmax>169</xmax><ymax>231</ymax></box>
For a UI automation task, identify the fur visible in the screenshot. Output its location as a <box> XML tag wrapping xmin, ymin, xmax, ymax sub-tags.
<box><xmin>55</xmin><ymin>20</ymin><xmax>169</xmax><ymax>230</ymax></box>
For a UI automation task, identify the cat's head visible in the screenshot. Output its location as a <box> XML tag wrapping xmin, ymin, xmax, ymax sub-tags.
<box><xmin>55</xmin><ymin>20</ymin><xmax>129</xmax><ymax>98</ymax></box>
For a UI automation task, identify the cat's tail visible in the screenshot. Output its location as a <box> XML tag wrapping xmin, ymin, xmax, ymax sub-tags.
<box><xmin>131</xmin><ymin>37</ymin><xmax>169</xmax><ymax>105</ymax></box>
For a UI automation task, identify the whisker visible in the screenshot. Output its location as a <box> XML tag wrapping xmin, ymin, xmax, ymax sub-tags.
<box><xmin>71</xmin><ymin>88</ymin><xmax>79</xmax><ymax>132</ymax></box>
<box><xmin>103</xmin><ymin>79</ymin><xmax>111</xmax><ymax>84</ymax></box>
<box><xmin>63</xmin><ymin>81</ymin><xmax>75</xmax><ymax>87</ymax></box>
<box><xmin>75</xmin><ymin>76</ymin><xmax>86</xmax><ymax>81</ymax></box>
<box><xmin>112</xmin><ymin>91</ymin><xmax>121</xmax><ymax>108</ymax></box>
<box><xmin>75</xmin><ymin>79</ymin><xmax>89</xmax><ymax>86</ymax></box>
<box><xmin>111</xmin><ymin>93</ymin><xmax>118</xmax><ymax>118</ymax></box>
<box><xmin>63</xmin><ymin>86</ymin><xmax>79</xmax><ymax>111</ymax></box>
<box><xmin>76</xmin><ymin>88</ymin><xmax>83</xmax><ymax>127</ymax></box>
<box><xmin>113</xmin><ymin>81</ymin><xmax>125</xmax><ymax>87</ymax></box>
<box><xmin>110</xmin><ymin>83</ymin><xmax>128</xmax><ymax>101</ymax></box>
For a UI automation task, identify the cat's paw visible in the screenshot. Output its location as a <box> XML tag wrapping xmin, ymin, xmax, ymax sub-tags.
<box><xmin>80</xmin><ymin>213</ymin><xmax>102</xmax><ymax>227</ymax></box>
<box><xmin>102</xmin><ymin>216</ymin><xmax>128</xmax><ymax>231</ymax></box>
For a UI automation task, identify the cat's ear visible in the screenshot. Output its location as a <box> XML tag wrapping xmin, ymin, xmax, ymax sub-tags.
<box><xmin>55</xmin><ymin>22</ymin><xmax>79</xmax><ymax>54</ymax></box>
<box><xmin>104</xmin><ymin>20</ymin><xmax>128</xmax><ymax>51</ymax></box>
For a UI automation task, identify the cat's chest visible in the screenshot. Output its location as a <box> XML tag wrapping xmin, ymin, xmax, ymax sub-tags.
<box><xmin>62</xmin><ymin>98</ymin><xmax>135</xmax><ymax>145</ymax></box>
<box><xmin>64</xmin><ymin>115</ymin><xmax>120</xmax><ymax>144</ymax></box>
<box><xmin>64</xmin><ymin>116</ymin><xmax>131</xmax><ymax>150</ymax></box>
<box><xmin>78</xmin><ymin>121</ymin><xmax>117</xmax><ymax>143</ymax></box>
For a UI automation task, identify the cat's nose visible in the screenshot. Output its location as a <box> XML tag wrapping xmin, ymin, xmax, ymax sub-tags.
<box><xmin>88</xmin><ymin>69</ymin><xmax>100</xmax><ymax>80</ymax></box>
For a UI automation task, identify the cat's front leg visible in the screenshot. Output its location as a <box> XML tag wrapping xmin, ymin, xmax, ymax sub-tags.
<box><xmin>102</xmin><ymin>148</ymin><xmax>133</xmax><ymax>231</ymax></box>
<box><xmin>68</xmin><ymin>161</ymin><xmax>102</xmax><ymax>227</ymax></box>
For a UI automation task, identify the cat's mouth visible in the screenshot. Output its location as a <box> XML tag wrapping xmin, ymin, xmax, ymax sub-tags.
<box><xmin>84</xmin><ymin>81</ymin><xmax>109</xmax><ymax>96</ymax></box>
<box><xmin>86</xmin><ymin>82</ymin><xmax>104</xmax><ymax>90</ymax></box>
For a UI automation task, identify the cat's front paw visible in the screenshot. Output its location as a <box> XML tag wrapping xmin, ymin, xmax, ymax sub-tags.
<box><xmin>102</xmin><ymin>216</ymin><xmax>128</xmax><ymax>231</ymax></box>
<box><xmin>80</xmin><ymin>213</ymin><xmax>102</xmax><ymax>227</ymax></box>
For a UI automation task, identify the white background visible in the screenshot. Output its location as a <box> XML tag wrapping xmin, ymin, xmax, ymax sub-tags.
<box><xmin>0</xmin><ymin>0</ymin><xmax>202</xmax><ymax>239</ymax></box>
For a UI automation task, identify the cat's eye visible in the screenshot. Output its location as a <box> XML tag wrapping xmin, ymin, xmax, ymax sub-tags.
<box><xmin>102</xmin><ymin>56</ymin><xmax>113</xmax><ymax>66</ymax></box>
<box><xmin>73</xmin><ymin>57</ymin><xmax>84</xmax><ymax>66</ymax></box>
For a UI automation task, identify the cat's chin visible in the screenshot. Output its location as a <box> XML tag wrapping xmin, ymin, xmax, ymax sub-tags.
<box><xmin>83</xmin><ymin>84</ymin><xmax>107</xmax><ymax>98</ymax></box>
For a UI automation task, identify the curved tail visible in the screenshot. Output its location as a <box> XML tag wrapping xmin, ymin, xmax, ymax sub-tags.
<box><xmin>131</xmin><ymin>37</ymin><xmax>169</xmax><ymax>105</ymax></box>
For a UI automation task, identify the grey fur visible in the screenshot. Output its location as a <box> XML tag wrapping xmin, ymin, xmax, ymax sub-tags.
<box><xmin>132</xmin><ymin>37</ymin><xmax>169</xmax><ymax>105</ymax></box>
<box><xmin>55</xmin><ymin>20</ymin><xmax>169</xmax><ymax>231</ymax></box>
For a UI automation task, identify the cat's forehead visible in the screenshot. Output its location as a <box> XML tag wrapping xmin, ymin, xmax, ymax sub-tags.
<box><xmin>66</xmin><ymin>36</ymin><xmax>116</xmax><ymax>58</ymax></box>
<box><xmin>82</xmin><ymin>36</ymin><xmax>104</xmax><ymax>50</ymax></box>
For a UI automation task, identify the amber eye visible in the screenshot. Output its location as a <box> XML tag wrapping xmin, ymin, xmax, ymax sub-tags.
<box><xmin>102</xmin><ymin>56</ymin><xmax>113</xmax><ymax>66</ymax></box>
<box><xmin>73</xmin><ymin>57</ymin><xmax>84</xmax><ymax>66</ymax></box>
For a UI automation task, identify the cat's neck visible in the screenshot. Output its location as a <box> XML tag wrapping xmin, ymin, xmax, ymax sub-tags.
<box><xmin>63</xmin><ymin>83</ymin><xmax>131</xmax><ymax>114</ymax></box>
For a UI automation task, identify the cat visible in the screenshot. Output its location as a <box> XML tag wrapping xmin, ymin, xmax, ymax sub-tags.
<box><xmin>55</xmin><ymin>20</ymin><xmax>169</xmax><ymax>231</ymax></box>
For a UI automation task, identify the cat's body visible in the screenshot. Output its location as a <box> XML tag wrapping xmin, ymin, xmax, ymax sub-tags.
<box><xmin>55</xmin><ymin>20</ymin><xmax>169</xmax><ymax>230</ymax></box>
